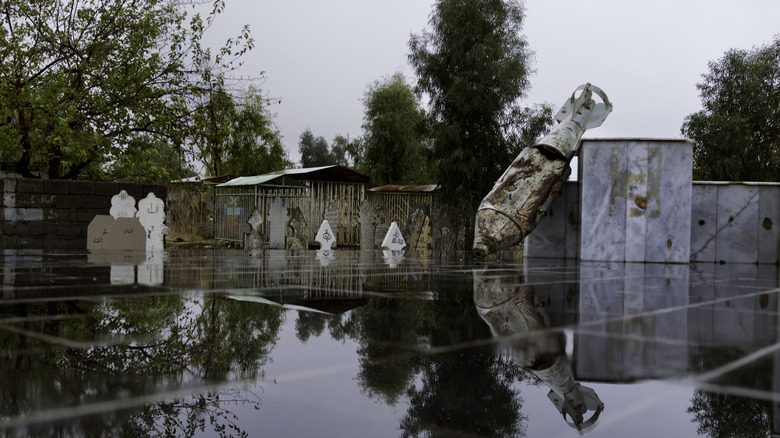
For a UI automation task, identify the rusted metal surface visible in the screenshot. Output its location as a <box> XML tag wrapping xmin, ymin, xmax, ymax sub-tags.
<box><xmin>473</xmin><ymin>84</ymin><xmax>612</xmax><ymax>258</ymax></box>
<box><xmin>473</xmin><ymin>269</ymin><xmax>604</xmax><ymax>431</ymax></box>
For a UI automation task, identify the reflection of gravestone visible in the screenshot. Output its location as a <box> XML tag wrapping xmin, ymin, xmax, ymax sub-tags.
<box><xmin>138</xmin><ymin>252</ymin><xmax>164</xmax><ymax>286</ymax></box>
<box><xmin>137</xmin><ymin>192</ymin><xmax>167</xmax><ymax>252</ymax></box>
<box><xmin>267</xmin><ymin>197</ymin><xmax>288</xmax><ymax>249</ymax></box>
<box><xmin>358</xmin><ymin>200</ymin><xmax>377</xmax><ymax>250</ymax></box>
<box><xmin>315</xmin><ymin>219</ymin><xmax>336</xmax><ymax>251</ymax></box>
<box><xmin>87</xmin><ymin>215</ymin><xmax>116</xmax><ymax>250</ymax></box>
<box><xmin>324</xmin><ymin>202</ymin><xmax>340</xmax><ymax>249</ymax></box>
<box><xmin>244</xmin><ymin>207</ymin><xmax>264</xmax><ymax>252</ymax></box>
<box><xmin>381</xmin><ymin>222</ymin><xmax>406</xmax><ymax>250</ymax></box>
<box><xmin>286</xmin><ymin>207</ymin><xmax>307</xmax><ymax>250</ymax></box>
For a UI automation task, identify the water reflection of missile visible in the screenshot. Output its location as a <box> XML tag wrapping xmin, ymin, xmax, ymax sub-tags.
<box><xmin>474</xmin><ymin>268</ymin><xmax>604</xmax><ymax>431</ymax></box>
<box><xmin>473</xmin><ymin>84</ymin><xmax>612</xmax><ymax>258</ymax></box>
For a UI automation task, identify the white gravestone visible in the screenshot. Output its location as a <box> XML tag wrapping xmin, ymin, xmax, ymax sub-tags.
<box><xmin>267</xmin><ymin>197</ymin><xmax>288</xmax><ymax>249</ymax></box>
<box><xmin>324</xmin><ymin>202</ymin><xmax>340</xmax><ymax>249</ymax></box>
<box><xmin>137</xmin><ymin>192</ymin><xmax>167</xmax><ymax>252</ymax></box>
<box><xmin>110</xmin><ymin>190</ymin><xmax>136</xmax><ymax>218</ymax></box>
<box><xmin>381</xmin><ymin>221</ymin><xmax>406</xmax><ymax>251</ymax></box>
<box><xmin>315</xmin><ymin>219</ymin><xmax>336</xmax><ymax>251</ymax></box>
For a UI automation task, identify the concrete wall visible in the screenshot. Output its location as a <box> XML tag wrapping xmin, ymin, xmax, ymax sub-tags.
<box><xmin>1</xmin><ymin>178</ymin><xmax>166</xmax><ymax>250</ymax></box>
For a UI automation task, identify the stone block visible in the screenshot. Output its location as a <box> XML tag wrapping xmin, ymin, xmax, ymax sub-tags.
<box><xmin>16</xmin><ymin>179</ymin><xmax>44</xmax><ymax>194</ymax></box>
<box><xmin>44</xmin><ymin>179</ymin><xmax>73</xmax><ymax>195</ymax></box>
<box><xmin>66</xmin><ymin>180</ymin><xmax>95</xmax><ymax>195</ymax></box>
<box><xmin>3</xmin><ymin>207</ymin><xmax>44</xmax><ymax>222</ymax></box>
<box><xmin>758</xmin><ymin>185</ymin><xmax>779</xmax><ymax>264</ymax></box>
<box><xmin>93</xmin><ymin>182</ymin><xmax>122</xmax><ymax>196</ymax></box>
<box><xmin>690</xmin><ymin>183</ymin><xmax>719</xmax><ymax>263</ymax></box>
<box><xmin>579</xmin><ymin>139</ymin><xmax>692</xmax><ymax>263</ymax></box>
<box><xmin>524</xmin><ymin>181</ymin><xmax>579</xmax><ymax>259</ymax></box>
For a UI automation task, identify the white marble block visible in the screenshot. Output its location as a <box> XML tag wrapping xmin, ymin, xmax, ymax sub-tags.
<box><xmin>579</xmin><ymin>139</ymin><xmax>692</xmax><ymax>263</ymax></box>
<box><xmin>524</xmin><ymin>181</ymin><xmax>579</xmax><ymax>259</ymax></box>
<box><xmin>690</xmin><ymin>182</ymin><xmax>779</xmax><ymax>264</ymax></box>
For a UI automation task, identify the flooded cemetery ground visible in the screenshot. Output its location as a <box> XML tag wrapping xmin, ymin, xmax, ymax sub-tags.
<box><xmin>1</xmin><ymin>248</ymin><xmax>779</xmax><ymax>437</ymax></box>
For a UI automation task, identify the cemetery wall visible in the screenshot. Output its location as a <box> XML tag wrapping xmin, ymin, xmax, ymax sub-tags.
<box><xmin>0</xmin><ymin>178</ymin><xmax>166</xmax><ymax>250</ymax></box>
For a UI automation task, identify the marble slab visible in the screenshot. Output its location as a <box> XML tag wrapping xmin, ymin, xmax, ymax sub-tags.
<box><xmin>524</xmin><ymin>181</ymin><xmax>579</xmax><ymax>259</ymax></box>
<box><xmin>758</xmin><ymin>185</ymin><xmax>780</xmax><ymax>264</ymax></box>
<box><xmin>579</xmin><ymin>139</ymin><xmax>692</xmax><ymax>263</ymax></box>
<box><xmin>715</xmin><ymin>184</ymin><xmax>759</xmax><ymax>263</ymax></box>
<box><xmin>689</xmin><ymin>184</ymin><xmax>719</xmax><ymax>263</ymax></box>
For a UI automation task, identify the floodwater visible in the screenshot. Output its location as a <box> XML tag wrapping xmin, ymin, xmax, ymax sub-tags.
<box><xmin>1</xmin><ymin>248</ymin><xmax>779</xmax><ymax>437</ymax></box>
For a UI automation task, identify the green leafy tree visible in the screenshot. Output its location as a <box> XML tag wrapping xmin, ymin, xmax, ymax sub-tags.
<box><xmin>331</xmin><ymin>133</ymin><xmax>364</xmax><ymax>170</ymax></box>
<box><xmin>408</xmin><ymin>0</ymin><xmax>540</xmax><ymax>219</ymax></box>
<box><xmin>682</xmin><ymin>38</ymin><xmax>780</xmax><ymax>182</ymax></box>
<box><xmin>0</xmin><ymin>0</ymin><xmax>252</xmax><ymax>181</ymax></box>
<box><xmin>193</xmin><ymin>85</ymin><xmax>291</xmax><ymax>176</ymax></box>
<box><xmin>298</xmin><ymin>129</ymin><xmax>336</xmax><ymax>168</ymax></box>
<box><xmin>362</xmin><ymin>73</ymin><xmax>430</xmax><ymax>186</ymax></box>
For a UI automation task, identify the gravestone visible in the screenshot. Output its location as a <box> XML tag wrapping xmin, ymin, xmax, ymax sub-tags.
<box><xmin>137</xmin><ymin>192</ymin><xmax>167</xmax><ymax>252</ymax></box>
<box><xmin>358</xmin><ymin>200</ymin><xmax>377</xmax><ymax>250</ymax></box>
<box><xmin>324</xmin><ymin>202</ymin><xmax>340</xmax><ymax>249</ymax></box>
<box><xmin>286</xmin><ymin>207</ymin><xmax>307</xmax><ymax>251</ymax></box>
<box><xmin>105</xmin><ymin>217</ymin><xmax>146</xmax><ymax>251</ymax></box>
<box><xmin>316</xmin><ymin>250</ymin><xmax>335</xmax><ymax>267</ymax></box>
<box><xmin>110</xmin><ymin>190</ymin><xmax>136</xmax><ymax>218</ymax></box>
<box><xmin>315</xmin><ymin>219</ymin><xmax>336</xmax><ymax>251</ymax></box>
<box><xmin>244</xmin><ymin>207</ymin><xmax>264</xmax><ymax>252</ymax></box>
<box><xmin>87</xmin><ymin>215</ymin><xmax>116</xmax><ymax>250</ymax></box>
<box><xmin>381</xmin><ymin>222</ymin><xmax>406</xmax><ymax>251</ymax></box>
<box><xmin>407</xmin><ymin>207</ymin><xmax>432</xmax><ymax>251</ymax></box>
<box><xmin>267</xmin><ymin>197</ymin><xmax>288</xmax><ymax>249</ymax></box>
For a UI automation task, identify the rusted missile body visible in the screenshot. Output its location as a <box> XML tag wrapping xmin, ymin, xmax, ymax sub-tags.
<box><xmin>473</xmin><ymin>84</ymin><xmax>612</xmax><ymax>258</ymax></box>
<box><xmin>474</xmin><ymin>269</ymin><xmax>604</xmax><ymax>430</ymax></box>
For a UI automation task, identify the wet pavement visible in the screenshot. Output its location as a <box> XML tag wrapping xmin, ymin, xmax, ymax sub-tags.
<box><xmin>1</xmin><ymin>248</ymin><xmax>779</xmax><ymax>437</ymax></box>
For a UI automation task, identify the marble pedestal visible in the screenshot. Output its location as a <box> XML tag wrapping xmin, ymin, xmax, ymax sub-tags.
<box><xmin>578</xmin><ymin>139</ymin><xmax>693</xmax><ymax>263</ymax></box>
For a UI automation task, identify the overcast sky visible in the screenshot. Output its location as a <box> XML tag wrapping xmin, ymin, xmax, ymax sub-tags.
<box><xmin>204</xmin><ymin>0</ymin><xmax>780</xmax><ymax>167</ymax></box>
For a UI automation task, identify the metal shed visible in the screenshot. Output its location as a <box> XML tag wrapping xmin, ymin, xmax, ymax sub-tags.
<box><xmin>268</xmin><ymin>165</ymin><xmax>370</xmax><ymax>247</ymax></box>
<box><xmin>368</xmin><ymin>184</ymin><xmax>439</xmax><ymax>232</ymax></box>
<box><xmin>214</xmin><ymin>174</ymin><xmax>309</xmax><ymax>245</ymax></box>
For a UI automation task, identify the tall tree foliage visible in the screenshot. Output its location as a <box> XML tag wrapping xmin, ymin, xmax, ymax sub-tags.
<box><xmin>298</xmin><ymin>129</ymin><xmax>336</xmax><ymax>168</ymax></box>
<box><xmin>682</xmin><ymin>38</ymin><xmax>780</xmax><ymax>182</ymax></box>
<box><xmin>362</xmin><ymin>73</ymin><xmax>429</xmax><ymax>186</ymax></box>
<box><xmin>0</xmin><ymin>0</ymin><xmax>253</xmax><ymax>181</ymax></box>
<box><xmin>408</xmin><ymin>0</ymin><xmax>540</xmax><ymax>216</ymax></box>
<box><xmin>193</xmin><ymin>85</ymin><xmax>291</xmax><ymax>176</ymax></box>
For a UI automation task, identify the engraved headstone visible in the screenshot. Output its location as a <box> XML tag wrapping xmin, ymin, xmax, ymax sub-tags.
<box><xmin>137</xmin><ymin>192</ymin><xmax>167</xmax><ymax>252</ymax></box>
<box><xmin>315</xmin><ymin>219</ymin><xmax>336</xmax><ymax>251</ymax></box>
<box><xmin>381</xmin><ymin>221</ymin><xmax>406</xmax><ymax>251</ymax></box>
<box><xmin>244</xmin><ymin>207</ymin><xmax>264</xmax><ymax>252</ymax></box>
<box><xmin>286</xmin><ymin>206</ymin><xmax>307</xmax><ymax>251</ymax></box>
<box><xmin>407</xmin><ymin>207</ymin><xmax>432</xmax><ymax>251</ymax></box>
<box><xmin>358</xmin><ymin>200</ymin><xmax>377</xmax><ymax>250</ymax></box>
<box><xmin>105</xmin><ymin>217</ymin><xmax>146</xmax><ymax>251</ymax></box>
<box><xmin>267</xmin><ymin>197</ymin><xmax>288</xmax><ymax>249</ymax></box>
<box><xmin>323</xmin><ymin>202</ymin><xmax>340</xmax><ymax>249</ymax></box>
<box><xmin>87</xmin><ymin>215</ymin><xmax>116</xmax><ymax>250</ymax></box>
<box><xmin>110</xmin><ymin>190</ymin><xmax>136</xmax><ymax>218</ymax></box>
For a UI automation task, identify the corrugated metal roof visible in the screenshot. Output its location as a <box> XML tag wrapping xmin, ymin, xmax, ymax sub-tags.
<box><xmin>172</xmin><ymin>175</ymin><xmax>234</xmax><ymax>184</ymax></box>
<box><xmin>268</xmin><ymin>165</ymin><xmax>370</xmax><ymax>184</ymax></box>
<box><xmin>216</xmin><ymin>174</ymin><xmax>307</xmax><ymax>188</ymax></box>
<box><xmin>369</xmin><ymin>184</ymin><xmax>439</xmax><ymax>193</ymax></box>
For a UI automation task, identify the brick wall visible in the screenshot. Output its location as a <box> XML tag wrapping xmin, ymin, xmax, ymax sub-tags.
<box><xmin>1</xmin><ymin>178</ymin><xmax>167</xmax><ymax>250</ymax></box>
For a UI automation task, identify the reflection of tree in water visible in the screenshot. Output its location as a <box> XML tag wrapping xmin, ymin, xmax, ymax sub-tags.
<box><xmin>0</xmin><ymin>295</ymin><xmax>284</xmax><ymax>437</ymax></box>
<box><xmin>293</xmin><ymin>273</ymin><xmax>527</xmax><ymax>437</ymax></box>
<box><xmin>688</xmin><ymin>391</ymin><xmax>771</xmax><ymax>438</ymax></box>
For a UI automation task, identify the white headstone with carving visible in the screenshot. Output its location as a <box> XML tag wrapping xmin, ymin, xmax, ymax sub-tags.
<box><xmin>381</xmin><ymin>221</ymin><xmax>406</xmax><ymax>251</ymax></box>
<box><xmin>110</xmin><ymin>190</ymin><xmax>136</xmax><ymax>219</ymax></box>
<box><xmin>315</xmin><ymin>219</ymin><xmax>336</xmax><ymax>251</ymax></box>
<box><xmin>137</xmin><ymin>192</ymin><xmax>167</xmax><ymax>252</ymax></box>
